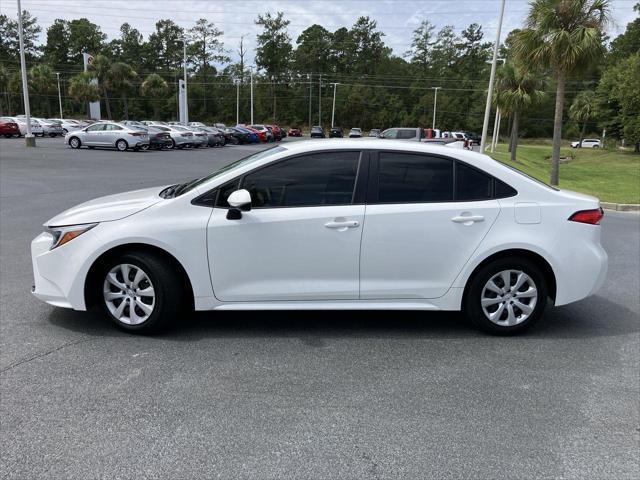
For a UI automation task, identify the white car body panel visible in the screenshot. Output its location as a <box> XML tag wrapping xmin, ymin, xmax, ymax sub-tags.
<box><xmin>31</xmin><ymin>139</ymin><xmax>608</xmax><ymax>316</ymax></box>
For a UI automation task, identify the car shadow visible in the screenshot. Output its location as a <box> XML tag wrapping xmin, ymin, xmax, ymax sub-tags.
<box><xmin>47</xmin><ymin>294</ymin><xmax>638</xmax><ymax>343</ymax></box>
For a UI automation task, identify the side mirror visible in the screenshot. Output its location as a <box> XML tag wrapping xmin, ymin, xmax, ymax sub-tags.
<box><xmin>226</xmin><ymin>189</ymin><xmax>252</xmax><ymax>220</ymax></box>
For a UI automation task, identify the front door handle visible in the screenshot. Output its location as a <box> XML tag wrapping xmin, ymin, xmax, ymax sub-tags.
<box><xmin>451</xmin><ymin>214</ymin><xmax>485</xmax><ymax>224</ymax></box>
<box><xmin>324</xmin><ymin>220</ymin><xmax>360</xmax><ymax>229</ymax></box>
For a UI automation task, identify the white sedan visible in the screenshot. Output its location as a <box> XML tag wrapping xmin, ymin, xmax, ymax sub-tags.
<box><xmin>31</xmin><ymin>140</ymin><xmax>607</xmax><ymax>335</ymax></box>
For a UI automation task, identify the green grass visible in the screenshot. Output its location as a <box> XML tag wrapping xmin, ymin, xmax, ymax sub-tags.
<box><xmin>488</xmin><ymin>143</ymin><xmax>640</xmax><ymax>204</ymax></box>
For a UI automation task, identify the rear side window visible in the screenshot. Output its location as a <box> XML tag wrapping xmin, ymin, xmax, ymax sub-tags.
<box><xmin>241</xmin><ymin>151</ymin><xmax>360</xmax><ymax>208</ymax></box>
<box><xmin>377</xmin><ymin>153</ymin><xmax>454</xmax><ymax>203</ymax></box>
<box><xmin>397</xmin><ymin>129</ymin><xmax>416</xmax><ymax>139</ymax></box>
<box><xmin>494</xmin><ymin>179</ymin><xmax>518</xmax><ymax>198</ymax></box>
<box><xmin>456</xmin><ymin>162</ymin><xmax>492</xmax><ymax>200</ymax></box>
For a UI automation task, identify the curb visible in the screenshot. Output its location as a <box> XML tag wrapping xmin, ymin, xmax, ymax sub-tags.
<box><xmin>601</xmin><ymin>202</ymin><xmax>640</xmax><ymax>212</ymax></box>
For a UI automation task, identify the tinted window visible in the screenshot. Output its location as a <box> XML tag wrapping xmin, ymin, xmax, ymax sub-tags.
<box><xmin>377</xmin><ymin>153</ymin><xmax>453</xmax><ymax>203</ymax></box>
<box><xmin>397</xmin><ymin>129</ymin><xmax>416</xmax><ymax>139</ymax></box>
<box><xmin>242</xmin><ymin>151</ymin><xmax>360</xmax><ymax>208</ymax></box>
<box><xmin>382</xmin><ymin>129</ymin><xmax>398</xmax><ymax>139</ymax></box>
<box><xmin>216</xmin><ymin>179</ymin><xmax>241</xmax><ymax>208</ymax></box>
<box><xmin>456</xmin><ymin>162</ymin><xmax>492</xmax><ymax>201</ymax></box>
<box><xmin>495</xmin><ymin>179</ymin><xmax>518</xmax><ymax>198</ymax></box>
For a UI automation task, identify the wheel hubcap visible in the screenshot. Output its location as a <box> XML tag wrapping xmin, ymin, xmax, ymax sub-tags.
<box><xmin>481</xmin><ymin>270</ymin><xmax>537</xmax><ymax>327</ymax></box>
<box><xmin>103</xmin><ymin>263</ymin><xmax>155</xmax><ymax>325</ymax></box>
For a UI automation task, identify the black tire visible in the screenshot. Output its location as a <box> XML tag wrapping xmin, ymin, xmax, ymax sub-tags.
<box><xmin>168</xmin><ymin>139</ymin><xmax>176</xmax><ymax>149</ymax></box>
<box><xmin>69</xmin><ymin>136</ymin><xmax>81</xmax><ymax>149</ymax></box>
<box><xmin>116</xmin><ymin>139</ymin><xmax>128</xmax><ymax>151</ymax></box>
<box><xmin>99</xmin><ymin>252</ymin><xmax>185</xmax><ymax>334</ymax></box>
<box><xmin>464</xmin><ymin>257</ymin><xmax>548</xmax><ymax>335</ymax></box>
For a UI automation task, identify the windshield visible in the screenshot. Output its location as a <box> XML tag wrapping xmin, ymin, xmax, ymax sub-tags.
<box><xmin>174</xmin><ymin>145</ymin><xmax>288</xmax><ymax>196</ymax></box>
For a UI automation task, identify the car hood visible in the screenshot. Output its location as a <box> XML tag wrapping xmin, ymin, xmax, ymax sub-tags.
<box><xmin>45</xmin><ymin>186</ymin><xmax>166</xmax><ymax>226</ymax></box>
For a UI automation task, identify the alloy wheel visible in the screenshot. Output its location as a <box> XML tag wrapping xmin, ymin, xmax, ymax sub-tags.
<box><xmin>103</xmin><ymin>263</ymin><xmax>155</xmax><ymax>325</ymax></box>
<box><xmin>480</xmin><ymin>270</ymin><xmax>538</xmax><ymax>327</ymax></box>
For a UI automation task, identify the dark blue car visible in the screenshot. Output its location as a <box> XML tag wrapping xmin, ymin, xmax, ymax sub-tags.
<box><xmin>235</xmin><ymin>126</ymin><xmax>259</xmax><ymax>143</ymax></box>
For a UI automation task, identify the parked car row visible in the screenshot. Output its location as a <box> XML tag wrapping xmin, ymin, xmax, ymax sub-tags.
<box><xmin>0</xmin><ymin>116</ymin><xmax>101</xmax><ymax>137</ymax></box>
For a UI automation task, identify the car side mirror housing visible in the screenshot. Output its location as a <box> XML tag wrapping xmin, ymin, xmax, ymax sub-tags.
<box><xmin>226</xmin><ymin>189</ymin><xmax>252</xmax><ymax>220</ymax></box>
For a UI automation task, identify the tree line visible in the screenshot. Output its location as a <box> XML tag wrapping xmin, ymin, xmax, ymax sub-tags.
<box><xmin>0</xmin><ymin>1</ymin><xmax>638</xmax><ymax>165</ymax></box>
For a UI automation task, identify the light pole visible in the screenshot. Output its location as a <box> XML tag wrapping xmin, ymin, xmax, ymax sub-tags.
<box><xmin>307</xmin><ymin>74</ymin><xmax>312</xmax><ymax>131</ymax></box>
<box><xmin>330</xmin><ymin>82</ymin><xmax>339</xmax><ymax>128</ymax></box>
<box><xmin>431</xmin><ymin>87</ymin><xmax>441</xmax><ymax>130</ymax></box>
<box><xmin>182</xmin><ymin>36</ymin><xmax>188</xmax><ymax>124</ymax></box>
<box><xmin>16</xmin><ymin>0</ymin><xmax>35</xmax><ymax>146</ymax></box>
<box><xmin>55</xmin><ymin>72</ymin><xmax>63</xmax><ymax>118</ymax></box>
<box><xmin>249</xmin><ymin>66</ymin><xmax>254</xmax><ymax>125</ymax></box>
<box><xmin>318</xmin><ymin>74</ymin><xmax>322</xmax><ymax>126</ymax></box>
<box><xmin>480</xmin><ymin>0</ymin><xmax>506</xmax><ymax>153</ymax></box>
<box><xmin>236</xmin><ymin>77</ymin><xmax>240</xmax><ymax>125</ymax></box>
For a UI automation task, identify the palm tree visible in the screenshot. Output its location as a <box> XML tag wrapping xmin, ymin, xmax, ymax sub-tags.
<box><xmin>513</xmin><ymin>0</ymin><xmax>610</xmax><ymax>185</ymax></box>
<box><xmin>569</xmin><ymin>90</ymin><xmax>597</xmax><ymax>147</ymax></box>
<box><xmin>494</xmin><ymin>63</ymin><xmax>545</xmax><ymax>162</ymax></box>
<box><xmin>68</xmin><ymin>72</ymin><xmax>101</xmax><ymax>117</ymax></box>
<box><xmin>89</xmin><ymin>54</ymin><xmax>113</xmax><ymax>120</ymax></box>
<box><xmin>29</xmin><ymin>64</ymin><xmax>56</xmax><ymax>117</ymax></box>
<box><xmin>107</xmin><ymin>62</ymin><xmax>137</xmax><ymax>120</ymax></box>
<box><xmin>140</xmin><ymin>73</ymin><xmax>168</xmax><ymax>119</ymax></box>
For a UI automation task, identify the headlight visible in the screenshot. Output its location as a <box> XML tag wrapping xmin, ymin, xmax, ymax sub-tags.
<box><xmin>46</xmin><ymin>223</ymin><xmax>97</xmax><ymax>250</ymax></box>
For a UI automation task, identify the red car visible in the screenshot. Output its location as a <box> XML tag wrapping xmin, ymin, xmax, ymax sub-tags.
<box><xmin>245</xmin><ymin>126</ymin><xmax>267</xmax><ymax>142</ymax></box>
<box><xmin>288</xmin><ymin>127</ymin><xmax>302</xmax><ymax>137</ymax></box>
<box><xmin>268</xmin><ymin>124</ymin><xmax>283</xmax><ymax>141</ymax></box>
<box><xmin>0</xmin><ymin>119</ymin><xmax>20</xmax><ymax>137</ymax></box>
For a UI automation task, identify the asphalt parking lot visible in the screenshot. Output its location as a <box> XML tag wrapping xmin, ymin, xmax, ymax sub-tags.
<box><xmin>1</xmin><ymin>136</ymin><xmax>638</xmax><ymax>479</ymax></box>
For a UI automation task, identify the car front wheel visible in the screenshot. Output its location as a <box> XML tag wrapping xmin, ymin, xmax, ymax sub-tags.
<box><xmin>100</xmin><ymin>252</ymin><xmax>184</xmax><ymax>333</ymax></box>
<box><xmin>464</xmin><ymin>257</ymin><xmax>547</xmax><ymax>335</ymax></box>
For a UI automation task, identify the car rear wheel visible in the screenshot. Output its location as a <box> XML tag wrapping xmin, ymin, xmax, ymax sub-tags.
<box><xmin>100</xmin><ymin>252</ymin><xmax>184</xmax><ymax>334</ymax></box>
<box><xmin>69</xmin><ymin>137</ymin><xmax>81</xmax><ymax>149</ymax></box>
<box><xmin>464</xmin><ymin>257</ymin><xmax>547</xmax><ymax>335</ymax></box>
<box><xmin>116</xmin><ymin>139</ymin><xmax>128</xmax><ymax>151</ymax></box>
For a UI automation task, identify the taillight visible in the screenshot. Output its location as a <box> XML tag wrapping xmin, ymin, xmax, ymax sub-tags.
<box><xmin>569</xmin><ymin>208</ymin><xmax>604</xmax><ymax>225</ymax></box>
<box><xmin>131</xmin><ymin>132</ymin><xmax>144</xmax><ymax>137</ymax></box>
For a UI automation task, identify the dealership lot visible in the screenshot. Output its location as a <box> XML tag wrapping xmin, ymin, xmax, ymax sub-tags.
<box><xmin>1</xmin><ymin>137</ymin><xmax>638</xmax><ymax>478</ymax></box>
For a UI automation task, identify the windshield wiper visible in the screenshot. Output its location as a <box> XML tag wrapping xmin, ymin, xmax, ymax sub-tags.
<box><xmin>159</xmin><ymin>183</ymin><xmax>182</xmax><ymax>198</ymax></box>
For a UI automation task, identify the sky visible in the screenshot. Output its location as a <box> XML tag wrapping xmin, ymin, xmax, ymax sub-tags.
<box><xmin>1</xmin><ymin>0</ymin><xmax>637</xmax><ymax>65</ymax></box>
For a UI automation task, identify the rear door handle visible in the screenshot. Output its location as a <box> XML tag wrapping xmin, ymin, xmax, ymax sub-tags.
<box><xmin>451</xmin><ymin>215</ymin><xmax>485</xmax><ymax>224</ymax></box>
<box><xmin>324</xmin><ymin>220</ymin><xmax>360</xmax><ymax>229</ymax></box>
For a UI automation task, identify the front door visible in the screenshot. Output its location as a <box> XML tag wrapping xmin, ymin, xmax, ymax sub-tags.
<box><xmin>360</xmin><ymin>151</ymin><xmax>501</xmax><ymax>299</ymax></box>
<box><xmin>207</xmin><ymin>150</ymin><xmax>365</xmax><ymax>302</ymax></box>
<box><xmin>83</xmin><ymin>123</ymin><xmax>106</xmax><ymax>145</ymax></box>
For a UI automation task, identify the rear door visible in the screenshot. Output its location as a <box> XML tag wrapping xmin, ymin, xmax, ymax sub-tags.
<box><xmin>360</xmin><ymin>151</ymin><xmax>501</xmax><ymax>299</ymax></box>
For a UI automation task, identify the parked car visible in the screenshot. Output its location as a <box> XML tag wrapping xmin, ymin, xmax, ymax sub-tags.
<box><xmin>30</xmin><ymin>118</ymin><xmax>64</xmax><ymax>137</ymax></box>
<box><xmin>172</xmin><ymin>126</ymin><xmax>205</xmax><ymax>147</ymax></box>
<box><xmin>188</xmin><ymin>122</ymin><xmax>207</xmax><ymax>128</ymax></box>
<box><xmin>571</xmin><ymin>139</ymin><xmax>601</xmax><ymax>148</ymax></box>
<box><xmin>1</xmin><ymin>116</ymin><xmax>44</xmax><ymax>136</ymax></box>
<box><xmin>249</xmin><ymin>124</ymin><xmax>274</xmax><ymax>143</ymax></box>
<box><xmin>47</xmin><ymin>118</ymin><xmax>83</xmax><ymax>134</ymax></box>
<box><xmin>234</xmin><ymin>126</ymin><xmax>260</xmax><ymax>143</ymax></box>
<box><xmin>463</xmin><ymin>131</ymin><xmax>481</xmax><ymax>145</ymax></box>
<box><xmin>369</xmin><ymin>129</ymin><xmax>381</xmax><ymax>137</ymax></box>
<box><xmin>380</xmin><ymin>127</ymin><xmax>426</xmax><ymax>141</ymax></box>
<box><xmin>142</xmin><ymin>121</ymin><xmax>169</xmax><ymax>127</ymax></box>
<box><xmin>155</xmin><ymin>125</ymin><xmax>192</xmax><ymax>149</ymax></box>
<box><xmin>145</xmin><ymin>126</ymin><xmax>174</xmax><ymax>150</ymax></box>
<box><xmin>280</xmin><ymin>127</ymin><xmax>287</xmax><ymax>138</ymax></box>
<box><xmin>348</xmin><ymin>128</ymin><xmax>363</xmax><ymax>138</ymax></box>
<box><xmin>288</xmin><ymin>127</ymin><xmax>302</xmax><ymax>137</ymax></box>
<box><xmin>310</xmin><ymin>126</ymin><xmax>325</xmax><ymax>138</ymax></box>
<box><xmin>0</xmin><ymin>118</ymin><xmax>20</xmax><ymax>137</ymax></box>
<box><xmin>195</xmin><ymin>126</ymin><xmax>225</xmax><ymax>147</ymax></box>
<box><xmin>268</xmin><ymin>124</ymin><xmax>283</xmax><ymax>141</ymax></box>
<box><xmin>31</xmin><ymin>139</ymin><xmax>608</xmax><ymax>335</ymax></box>
<box><xmin>120</xmin><ymin>120</ymin><xmax>148</xmax><ymax>130</ymax></box>
<box><xmin>66</xmin><ymin>122</ymin><xmax>149</xmax><ymax>151</ymax></box>
<box><xmin>330</xmin><ymin>127</ymin><xmax>344</xmax><ymax>138</ymax></box>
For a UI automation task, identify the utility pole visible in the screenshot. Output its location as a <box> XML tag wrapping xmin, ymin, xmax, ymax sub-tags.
<box><xmin>55</xmin><ymin>72</ymin><xmax>63</xmax><ymax>119</ymax></box>
<box><xmin>490</xmin><ymin>107</ymin><xmax>501</xmax><ymax>153</ymax></box>
<box><xmin>249</xmin><ymin>66</ymin><xmax>254</xmax><ymax>125</ymax></box>
<box><xmin>480</xmin><ymin>0</ymin><xmax>506</xmax><ymax>153</ymax></box>
<box><xmin>308</xmin><ymin>74</ymin><xmax>312</xmax><ymax>131</ymax></box>
<box><xmin>236</xmin><ymin>78</ymin><xmax>240</xmax><ymax>125</ymax></box>
<box><xmin>16</xmin><ymin>0</ymin><xmax>35</xmax><ymax>146</ymax></box>
<box><xmin>182</xmin><ymin>36</ymin><xmax>188</xmax><ymax>124</ymax></box>
<box><xmin>431</xmin><ymin>87</ymin><xmax>441</xmax><ymax>130</ymax></box>
<box><xmin>330</xmin><ymin>82</ymin><xmax>339</xmax><ymax>128</ymax></box>
<box><xmin>318</xmin><ymin>74</ymin><xmax>322</xmax><ymax>126</ymax></box>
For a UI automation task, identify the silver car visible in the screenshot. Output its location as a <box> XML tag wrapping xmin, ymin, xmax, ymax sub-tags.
<box><xmin>32</xmin><ymin>117</ymin><xmax>64</xmax><ymax>137</ymax></box>
<box><xmin>47</xmin><ymin>118</ymin><xmax>83</xmax><ymax>134</ymax></box>
<box><xmin>159</xmin><ymin>125</ymin><xmax>194</xmax><ymax>149</ymax></box>
<box><xmin>65</xmin><ymin>122</ymin><xmax>149</xmax><ymax>151</ymax></box>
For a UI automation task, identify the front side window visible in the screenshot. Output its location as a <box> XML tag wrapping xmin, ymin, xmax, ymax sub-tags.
<box><xmin>241</xmin><ymin>151</ymin><xmax>360</xmax><ymax>208</ymax></box>
<box><xmin>382</xmin><ymin>129</ymin><xmax>398</xmax><ymax>139</ymax></box>
<box><xmin>376</xmin><ymin>152</ymin><xmax>454</xmax><ymax>203</ymax></box>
